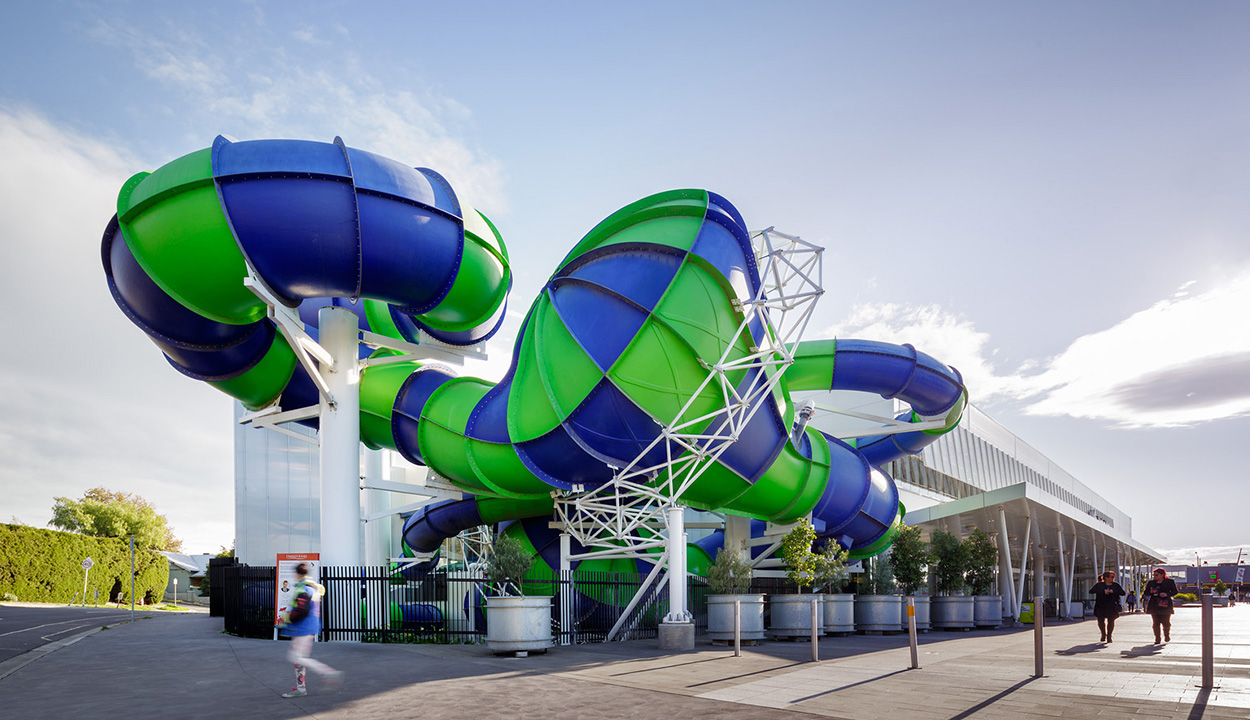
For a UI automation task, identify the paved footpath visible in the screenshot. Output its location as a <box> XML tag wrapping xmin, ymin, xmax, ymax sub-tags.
<box><xmin>1</xmin><ymin>601</ymin><xmax>1248</xmax><ymax>719</ymax></box>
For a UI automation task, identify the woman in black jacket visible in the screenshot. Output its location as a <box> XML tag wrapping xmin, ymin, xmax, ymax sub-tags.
<box><xmin>1089</xmin><ymin>570</ymin><xmax>1126</xmax><ymax>642</ymax></box>
<box><xmin>1144</xmin><ymin>567</ymin><xmax>1179</xmax><ymax>643</ymax></box>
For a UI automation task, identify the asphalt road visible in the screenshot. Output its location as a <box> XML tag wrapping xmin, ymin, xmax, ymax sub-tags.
<box><xmin>0</xmin><ymin>605</ymin><xmax>139</xmax><ymax>663</ymax></box>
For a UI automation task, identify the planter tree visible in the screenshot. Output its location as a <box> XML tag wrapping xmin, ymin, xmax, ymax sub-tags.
<box><xmin>963</xmin><ymin>528</ymin><xmax>999</xmax><ymax>596</ymax></box>
<box><xmin>888</xmin><ymin>524</ymin><xmax>932</xmax><ymax>596</ymax></box>
<box><xmin>484</xmin><ymin>534</ymin><xmax>551</xmax><ymax>654</ymax></box>
<box><xmin>772</xmin><ymin>518</ymin><xmax>823</xmax><ymax>636</ymax></box>
<box><xmin>706</xmin><ymin>544</ymin><xmax>765</xmax><ymax>642</ymax></box>
<box><xmin>930</xmin><ymin>529</ymin><xmax>968</xmax><ymax>595</ymax></box>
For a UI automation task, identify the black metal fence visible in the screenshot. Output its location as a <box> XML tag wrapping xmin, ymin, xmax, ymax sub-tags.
<box><xmin>222</xmin><ymin>565</ymin><xmax>277</xmax><ymax>639</ymax></box>
<box><xmin>223</xmin><ymin>564</ymin><xmax>711</xmax><ymax>645</ymax></box>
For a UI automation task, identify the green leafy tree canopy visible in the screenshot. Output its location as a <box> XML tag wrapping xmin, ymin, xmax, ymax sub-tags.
<box><xmin>888</xmin><ymin>524</ymin><xmax>933</xmax><ymax>595</ymax></box>
<box><xmin>964</xmin><ymin>528</ymin><xmax>999</xmax><ymax>596</ymax></box>
<box><xmin>780</xmin><ymin>518</ymin><xmax>818</xmax><ymax>592</ymax></box>
<box><xmin>50</xmin><ymin>487</ymin><xmax>183</xmax><ymax>552</ymax></box>
<box><xmin>708</xmin><ymin>545</ymin><xmax>754</xmax><ymax>595</ymax></box>
<box><xmin>814</xmin><ymin>540</ymin><xmax>850</xmax><ymax>593</ymax></box>
<box><xmin>486</xmin><ymin>534</ymin><xmax>534</xmax><ymax>597</ymax></box>
<box><xmin>930</xmin><ymin>529</ymin><xmax>968</xmax><ymax>595</ymax></box>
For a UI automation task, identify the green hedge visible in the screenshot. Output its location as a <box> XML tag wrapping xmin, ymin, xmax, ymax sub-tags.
<box><xmin>0</xmin><ymin>524</ymin><xmax>169</xmax><ymax>604</ymax></box>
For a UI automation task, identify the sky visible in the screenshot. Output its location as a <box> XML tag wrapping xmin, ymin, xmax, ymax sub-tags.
<box><xmin>1</xmin><ymin>1</ymin><xmax>1247</xmax><ymax>563</ymax></box>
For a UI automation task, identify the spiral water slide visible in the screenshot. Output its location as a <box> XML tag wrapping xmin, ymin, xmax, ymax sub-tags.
<box><xmin>102</xmin><ymin>137</ymin><xmax>966</xmax><ymax>567</ymax></box>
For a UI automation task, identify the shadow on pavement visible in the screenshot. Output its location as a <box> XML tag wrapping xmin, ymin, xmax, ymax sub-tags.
<box><xmin>1054</xmin><ymin>643</ymin><xmax>1104</xmax><ymax>656</ymax></box>
<box><xmin>1120</xmin><ymin>643</ymin><xmax>1165</xmax><ymax>659</ymax></box>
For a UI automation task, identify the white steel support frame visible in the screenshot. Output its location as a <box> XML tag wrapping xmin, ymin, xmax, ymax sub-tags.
<box><xmin>238</xmin><ymin>269</ymin><xmax>479</xmax><ymax>569</ymax></box>
<box><xmin>997</xmin><ymin>507</ymin><xmax>1016</xmax><ymax>617</ymax></box>
<box><xmin>554</xmin><ymin>228</ymin><xmax>824</xmax><ymax>628</ymax></box>
<box><xmin>1057</xmin><ymin>528</ymin><xmax>1071</xmax><ymax>619</ymax></box>
<box><xmin>1066</xmin><ymin>527</ymin><xmax>1077</xmax><ymax>617</ymax></box>
<box><xmin>1014</xmin><ymin>514</ymin><xmax>1032</xmax><ymax>621</ymax></box>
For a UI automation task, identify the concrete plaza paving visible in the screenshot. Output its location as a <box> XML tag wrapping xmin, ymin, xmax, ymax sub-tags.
<box><xmin>1</xmin><ymin>601</ymin><xmax>1248</xmax><ymax>719</ymax></box>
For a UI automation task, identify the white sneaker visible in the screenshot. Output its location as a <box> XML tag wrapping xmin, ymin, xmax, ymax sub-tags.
<box><xmin>282</xmin><ymin>687</ymin><xmax>307</xmax><ymax>698</ymax></box>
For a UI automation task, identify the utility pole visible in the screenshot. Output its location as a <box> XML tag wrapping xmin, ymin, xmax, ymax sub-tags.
<box><xmin>129</xmin><ymin>534</ymin><xmax>135</xmax><ymax>622</ymax></box>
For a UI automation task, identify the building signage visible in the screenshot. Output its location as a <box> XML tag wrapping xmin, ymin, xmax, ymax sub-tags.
<box><xmin>275</xmin><ymin>553</ymin><xmax>320</xmax><ymax>626</ymax></box>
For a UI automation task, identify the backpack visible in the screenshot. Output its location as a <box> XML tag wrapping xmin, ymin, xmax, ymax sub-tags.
<box><xmin>287</xmin><ymin>586</ymin><xmax>313</xmax><ymax>623</ymax></box>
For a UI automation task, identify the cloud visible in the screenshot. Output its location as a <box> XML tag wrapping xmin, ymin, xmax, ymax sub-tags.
<box><xmin>0</xmin><ymin>107</ymin><xmax>234</xmax><ymax>553</ymax></box>
<box><xmin>817</xmin><ymin>303</ymin><xmax>1041</xmax><ymax>403</ymax></box>
<box><xmin>88</xmin><ymin>15</ymin><xmax>507</xmax><ymax>214</ymax></box>
<box><xmin>820</xmin><ymin>268</ymin><xmax>1250</xmax><ymax>429</ymax></box>
<box><xmin>1025</xmin><ymin>271</ymin><xmax>1250</xmax><ymax>427</ymax></box>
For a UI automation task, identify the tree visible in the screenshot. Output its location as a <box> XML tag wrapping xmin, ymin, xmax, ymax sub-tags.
<box><xmin>780</xmin><ymin>518</ymin><xmax>818</xmax><ymax>592</ymax></box>
<box><xmin>814</xmin><ymin>540</ymin><xmax>850</xmax><ymax>593</ymax></box>
<box><xmin>964</xmin><ymin>528</ymin><xmax>999</xmax><ymax>596</ymax></box>
<box><xmin>930</xmin><ymin>529</ymin><xmax>968</xmax><ymax>595</ymax></box>
<box><xmin>50</xmin><ymin>487</ymin><xmax>183</xmax><ymax>552</ymax></box>
<box><xmin>888</xmin><ymin>524</ymin><xmax>933</xmax><ymax>595</ymax></box>
<box><xmin>708</xmin><ymin>546</ymin><xmax>754</xmax><ymax>595</ymax></box>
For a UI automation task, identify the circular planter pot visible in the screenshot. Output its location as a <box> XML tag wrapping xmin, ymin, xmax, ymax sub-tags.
<box><xmin>898</xmin><ymin>595</ymin><xmax>931</xmax><ymax>631</ymax></box>
<box><xmin>931</xmin><ymin>595</ymin><xmax>975</xmax><ymax>630</ymax></box>
<box><xmin>707</xmin><ymin>594</ymin><xmax>766</xmax><ymax>642</ymax></box>
<box><xmin>769</xmin><ymin>594</ymin><xmax>824</xmax><ymax>638</ymax></box>
<box><xmin>823</xmin><ymin>593</ymin><xmax>855</xmax><ymax>635</ymax></box>
<box><xmin>485</xmin><ymin>596</ymin><xmax>553</xmax><ymax>654</ymax></box>
<box><xmin>973</xmin><ymin>595</ymin><xmax>1002</xmax><ymax>628</ymax></box>
<box><xmin>855</xmin><ymin>594</ymin><xmax>902</xmax><ymax>633</ymax></box>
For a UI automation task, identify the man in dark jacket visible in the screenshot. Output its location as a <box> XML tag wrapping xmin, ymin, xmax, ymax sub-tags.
<box><xmin>1144</xmin><ymin>567</ymin><xmax>1179</xmax><ymax>644</ymax></box>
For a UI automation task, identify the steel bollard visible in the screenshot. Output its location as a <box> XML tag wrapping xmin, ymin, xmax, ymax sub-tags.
<box><xmin>907</xmin><ymin>596</ymin><xmax>919</xmax><ymax>669</ymax></box>
<box><xmin>811</xmin><ymin>597</ymin><xmax>819</xmax><ymax>662</ymax></box>
<box><xmin>1033</xmin><ymin>595</ymin><xmax>1044</xmax><ymax>677</ymax></box>
<box><xmin>734</xmin><ymin>599</ymin><xmax>741</xmax><ymax>657</ymax></box>
<box><xmin>1201</xmin><ymin>592</ymin><xmax>1214</xmax><ymax>688</ymax></box>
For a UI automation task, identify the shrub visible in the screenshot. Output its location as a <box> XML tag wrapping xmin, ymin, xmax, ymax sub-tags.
<box><xmin>0</xmin><ymin>524</ymin><xmax>168</xmax><ymax>604</ymax></box>
<box><xmin>1175</xmin><ymin>593</ymin><xmax>1198</xmax><ymax>603</ymax></box>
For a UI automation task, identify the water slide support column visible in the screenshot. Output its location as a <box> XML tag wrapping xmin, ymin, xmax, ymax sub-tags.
<box><xmin>320</xmin><ymin>306</ymin><xmax>362</xmax><ymax>568</ymax></box>
<box><xmin>658</xmin><ymin>505</ymin><xmax>694</xmax><ymax>650</ymax></box>
<box><xmin>559</xmin><ymin>532</ymin><xmax>572</xmax><ymax>646</ymax></box>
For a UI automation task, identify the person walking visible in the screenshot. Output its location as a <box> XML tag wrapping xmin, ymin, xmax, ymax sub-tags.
<box><xmin>1089</xmin><ymin>570</ymin><xmax>1126</xmax><ymax>643</ymax></box>
<box><xmin>1125</xmin><ymin>589</ymin><xmax>1137</xmax><ymax>613</ymax></box>
<box><xmin>1144</xmin><ymin>567</ymin><xmax>1179</xmax><ymax>644</ymax></box>
<box><xmin>277</xmin><ymin>562</ymin><xmax>342</xmax><ymax>697</ymax></box>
